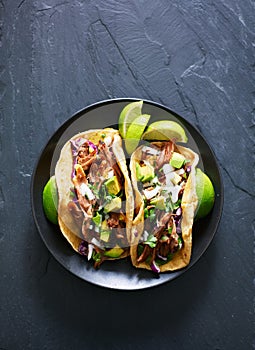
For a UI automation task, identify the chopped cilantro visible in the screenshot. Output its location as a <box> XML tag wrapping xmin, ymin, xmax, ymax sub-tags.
<box><xmin>105</xmin><ymin>194</ymin><xmax>116</xmax><ymax>203</ymax></box>
<box><xmin>173</xmin><ymin>199</ymin><xmax>182</xmax><ymax>210</ymax></box>
<box><xmin>161</xmin><ymin>235</ymin><xmax>169</xmax><ymax>242</ymax></box>
<box><xmin>167</xmin><ymin>227</ymin><xmax>173</xmax><ymax>234</ymax></box>
<box><xmin>166</xmin><ymin>198</ymin><xmax>182</xmax><ymax>213</ymax></box>
<box><xmin>149</xmin><ymin>208</ymin><xmax>156</xmax><ymax>222</ymax></box>
<box><xmin>178</xmin><ymin>237</ymin><xmax>183</xmax><ymax>249</ymax></box>
<box><xmin>92</xmin><ymin>212</ymin><xmax>102</xmax><ymax>226</ymax></box>
<box><xmin>144</xmin><ymin>207</ymin><xmax>156</xmax><ymax>222</ymax></box>
<box><xmin>144</xmin><ymin>234</ymin><xmax>157</xmax><ymax>248</ymax></box>
<box><xmin>92</xmin><ymin>251</ymin><xmax>101</xmax><ymax>262</ymax></box>
<box><xmin>165</xmin><ymin>199</ymin><xmax>174</xmax><ymax>212</ymax></box>
<box><xmin>144</xmin><ymin>207</ymin><xmax>149</xmax><ymax>219</ymax></box>
<box><xmin>88</xmin><ymin>183</ymin><xmax>100</xmax><ymax>198</ymax></box>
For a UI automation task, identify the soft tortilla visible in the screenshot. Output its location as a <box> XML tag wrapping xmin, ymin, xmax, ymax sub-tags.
<box><xmin>55</xmin><ymin>128</ymin><xmax>134</xmax><ymax>259</ymax></box>
<box><xmin>130</xmin><ymin>143</ymin><xmax>199</xmax><ymax>272</ymax></box>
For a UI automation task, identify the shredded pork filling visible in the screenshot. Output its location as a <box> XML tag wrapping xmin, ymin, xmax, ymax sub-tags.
<box><xmin>137</xmin><ymin>141</ymin><xmax>189</xmax><ymax>266</ymax></box>
<box><xmin>67</xmin><ymin>138</ymin><xmax>128</xmax><ymax>266</ymax></box>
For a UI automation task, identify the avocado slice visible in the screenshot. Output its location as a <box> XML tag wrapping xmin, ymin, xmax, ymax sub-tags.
<box><xmin>105</xmin><ymin>176</ymin><xmax>121</xmax><ymax>196</ymax></box>
<box><xmin>100</xmin><ymin>230</ymin><xmax>111</xmax><ymax>242</ymax></box>
<box><xmin>171</xmin><ymin>173</ymin><xmax>182</xmax><ymax>185</ymax></box>
<box><xmin>101</xmin><ymin>219</ymin><xmax>108</xmax><ymax>231</ymax></box>
<box><xmin>104</xmin><ymin>197</ymin><xmax>122</xmax><ymax>213</ymax></box>
<box><xmin>99</xmin><ymin>220</ymin><xmax>111</xmax><ymax>242</ymax></box>
<box><xmin>170</xmin><ymin>152</ymin><xmax>185</xmax><ymax>169</ymax></box>
<box><xmin>150</xmin><ymin>196</ymin><xmax>166</xmax><ymax>210</ymax></box>
<box><xmin>104</xmin><ymin>246</ymin><xmax>124</xmax><ymax>258</ymax></box>
<box><xmin>92</xmin><ymin>212</ymin><xmax>102</xmax><ymax>226</ymax></box>
<box><xmin>136</xmin><ymin>162</ymin><xmax>155</xmax><ymax>183</ymax></box>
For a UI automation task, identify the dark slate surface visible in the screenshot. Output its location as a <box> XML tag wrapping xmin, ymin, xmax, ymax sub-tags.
<box><xmin>1</xmin><ymin>0</ymin><xmax>254</xmax><ymax>349</ymax></box>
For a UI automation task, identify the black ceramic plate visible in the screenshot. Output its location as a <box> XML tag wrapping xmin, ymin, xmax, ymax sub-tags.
<box><xmin>31</xmin><ymin>98</ymin><xmax>223</xmax><ymax>290</ymax></box>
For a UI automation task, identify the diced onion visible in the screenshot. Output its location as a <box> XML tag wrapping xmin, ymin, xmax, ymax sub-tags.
<box><xmin>141</xmin><ymin>230</ymin><xmax>149</xmax><ymax>242</ymax></box>
<box><xmin>157</xmin><ymin>253</ymin><xmax>167</xmax><ymax>261</ymax></box>
<box><xmin>104</xmin><ymin>136</ymin><xmax>112</xmax><ymax>146</ymax></box>
<box><xmin>80</xmin><ymin>183</ymin><xmax>95</xmax><ymax>200</ymax></box>
<box><xmin>176</xmin><ymin>168</ymin><xmax>185</xmax><ymax>175</ymax></box>
<box><xmin>171</xmin><ymin>173</ymin><xmax>182</xmax><ymax>185</ymax></box>
<box><xmin>87</xmin><ymin>244</ymin><xmax>94</xmax><ymax>261</ymax></box>
<box><xmin>150</xmin><ymin>260</ymin><xmax>160</xmax><ymax>274</ymax></box>
<box><xmin>180</xmin><ymin>181</ymin><xmax>185</xmax><ymax>188</ymax></box>
<box><xmin>170</xmin><ymin>185</ymin><xmax>182</xmax><ymax>203</ymax></box>
<box><xmin>89</xmin><ymin>224</ymin><xmax>93</xmax><ymax>230</ymax></box>
<box><xmin>162</xmin><ymin>163</ymin><xmax>175</xmax><ymax>174</ymax></box>
<box><xmin>141</xmin><ymin>146</ymin><xmax>160</xmax><ymax>155</ymax></box>
<box><xmin>143</xmin><ymin>186</ymin><xmax>160</xmax><ymax>200</ymax></box>
<box><xmin>151</xmin><ymin>176</ymin><xmax>159</xmax><ymax>184</ymax></box>
<box><xmin>91</xmin><ymin>237</ymin><xmax>104</xmax><ymax>249</ymax></box>
<box><xmin>161</xmin><ymin>186</ymin><xmax>170</xmax><ymax>198</ymax></box>
<box><xmin>175</xmin><ymin>207</ymin><xmax>182</xmax><ymax>217</ymax></box>
<box><xmin>161</xmin><ymin>184</ymin><xmax>182</xmax><ymax>203</ymax></box>
<box><xmin>164</xmin><ymin>171</ymin><xmax>175</xmax><ymax>186</ymax></box>
<box><xmin>107</xmin><ymin>170</ymin><xmax>114</xmax><ymax>179</ymax></box>
<box><xmin>75</xmin><ymin>137</ymin><xmax>86</xmax><ymax>148</ymax></box>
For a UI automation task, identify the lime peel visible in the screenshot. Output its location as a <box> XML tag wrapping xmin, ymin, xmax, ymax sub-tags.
<box><xmin>195</xmin><ymin>168</ymin><xmax>215</xmax><ymax>219</ymax></box>
<box><xmin>125</xmin><ymin>114</ymin><xmax>150</xmax><ymax>154</ymax></box>
<box><xmin>142</xmin><ymin>120</ymin><xmax>188</xmax><ymax>143</ymax></box>
<box><xmin>119</xmin><ymin>100</ymin><xmax>143</xmax><ymax>139</ymax></box>
<box><xmin>43</xmin><ymin>175</ymin><xmax>59</xmax><ymax>225</ymax></box>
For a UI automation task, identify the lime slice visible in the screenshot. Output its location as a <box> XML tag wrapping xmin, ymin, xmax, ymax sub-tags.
<box><xmin>195</xmin><ymin>168</ymin><xmax>215</xmax><ymax>219</ymax></box>
<box><xmin>142</xmin><ymin>120</ymin><xmax>188</xmax><ymax>143</ymax></box>
<box><xmin>119</xmin><ymin>100</ymin><xmax>143</xmax><ymax>138</ymax></box>
<box><xmin>42</xmin><ymin>176</ymin><xmax>58</xmax><ymax>225</ymax></box>
<box><xmin>125</xmin><ymin>114</ymin><xmax>150</xmax><ymax>154</ymax></box>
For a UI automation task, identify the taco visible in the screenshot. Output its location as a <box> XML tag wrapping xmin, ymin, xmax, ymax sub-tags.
<box><xmin>55</xmin><ymin>128</ymin><xmax>134</xmax><ymax>268</ymax></box>
<box><xmin>130</xmin><ymin>141</ymin><xmax>199</xmax><ymax>273</ymax></box>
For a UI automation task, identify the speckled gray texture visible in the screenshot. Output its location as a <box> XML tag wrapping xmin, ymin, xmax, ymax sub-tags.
<box><xmin>0</xmin><ymin>0</ymin><xmax>254</xmax><ymax>349</ymax></box>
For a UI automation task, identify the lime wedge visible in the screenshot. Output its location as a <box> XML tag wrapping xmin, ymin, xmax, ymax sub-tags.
<box><xmin>195</xmin><ymin>168</ymin><xmax>215</xmax><ymax>219</ymax></box>
<box><xmin>119</xmin><ymin>100</ymin><xmax>143</xmax><ymax>138</ymax></box>
<box><xmin>42</xmin><ymin>176</ymin><xmax>58</xmax><ymax>225</ymax></box>
<box><xmin>125</xmin><ymin>114</ymin><xmax>150</xmax><ymax>154</ymax></box>
<box><xmin>142</xmin><ymin>120</ymin><xmax>188</xmax><ymax>143</ymax></box>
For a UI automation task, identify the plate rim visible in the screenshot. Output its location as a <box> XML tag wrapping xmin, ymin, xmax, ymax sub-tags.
<box><xmin>30</xmin><ymin>97</ymin><xmax>224</xmax><ymax>290</ymax></box>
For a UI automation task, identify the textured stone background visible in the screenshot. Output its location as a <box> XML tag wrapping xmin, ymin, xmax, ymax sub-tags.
<box><xmin>0</xmin><ymin>0</ymin><xmax>254</xmax><ymax>349</ymax></box>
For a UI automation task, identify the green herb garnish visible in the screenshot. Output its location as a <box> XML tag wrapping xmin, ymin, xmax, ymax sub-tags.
<box><xmin>92</xmin><ymin>251</ymin><xmax>102</xmax><ymax>262</ymax></box>
<box><xmin>144</xmin><ymin>234</ymin><xmax>157</xmax><ymax>248</ymax></box>
<box><xmin>88</xmin><ymin>183</ymin><xmax>100</xmax><ymax>198</ymax></box>
<box><xmin>178</xmin><ymin>237</ymin><xmax>183</xmax><ymax>249</ymax></box>
<box><xmin>92</xmin><ymin>212</ymin><xmax>102</xmax><ymax>226</ymax></box>
<box><xmin>167</xmin><ymin>227</ymin><xmax>173</xmax><ymax>235</ymax></box>
<box><xmin>156</xmin><ymin>253</ymin><xmax>173</xmax><ymax>266</ymax></box>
